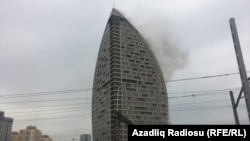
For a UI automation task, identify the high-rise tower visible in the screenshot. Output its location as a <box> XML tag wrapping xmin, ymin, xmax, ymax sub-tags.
<box><xmin>92</xmin><ymin>8</ymin><xmax>169</xmax><ymax>141</ymax></box>
<box><xmin>80</xmin><ymin>134</ymin><xmax>91</xmax><ymax>141</ymax></box>
<box><xmin>0</xmin><ymin>111</ymin><xmax>13</xmax><ymax>141</ymax></box>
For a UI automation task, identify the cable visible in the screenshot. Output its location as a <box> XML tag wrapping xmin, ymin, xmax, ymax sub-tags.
<box><xmin>1</xmin><ymin>71</ymin><xmax>249</xmax><ymax>98</ymax></box>
<box><xmin>0</xmin><ymin>88</ymin><xmax>92</xmax><ymax>99</ymax></box>
<box><xmin>7</xmin><ymin>106</ymin><xmax>91</xmax><ymax>115</ymax></box>
<box><xmin>168</xmin><ymin>87</ymin><xmax>240</xmax><ymax>95</ymax></box>
<box><xmin>197</xmin><ymin>120</ymin><xmax>249</xmax><ymax>124</ymax></box>
<box><xmin>166</xmin><ymin>88</ymin><xmax>241</xmax><ymax>99</ymax></box>
<box><xmin>169</xmin><ymin>99</ymin><xmax>229</xmax><ymax>106</ymax></box>
<box><xmin>3</xmin><ymin>102</ymin><xmax>90</xmax><ymax>110</ymax></box>
<box><xmin>7</xmin><ymin>72</ymin><xmax>249</xmax><ymax>141</ymax></box>
<box><xmin>170</xmin><ymin>105</ymin><xmax>246</xmax><ymax>111</ymax></box>
<box><xmin>11</xmin><ymin>99</ymin><xmax>239</xmax><ymax>119</ymax></box>
<box><xmin>168</xmin><ymin>93</ymin><xmax>226</xmax><ymax>99</ymax></box>
<box><xmin>49</xmin><ymin>128</ymin><xmax>91</xmax><ymax>134</ymax></box>
<box><xmin>166</xmin><ymin>71</ymin><xmax>250</xmax><ymax>82</ymax></box>
<box><xmin>12</xmin><ymin>109</ymin><xmax>91</xmax><ymax>118</ymax></box>
<box><xmin>1</xmin><ymin>88</ymin><xmax>237</xmax><ymax>105</ymax></box>
<box><xmin>14</xmin><ymin>113</ymin><xmax>91</xmax><ymax>122</ymax></box>
<box><xmin>171</xmin><ymin>120</ymin><xmax>249</xmax><ymax>124</ymax></box>
<box><xmin>0</xmin><ymin>97</ymin><xmax>91</xmax><ymax>104</ymax></box>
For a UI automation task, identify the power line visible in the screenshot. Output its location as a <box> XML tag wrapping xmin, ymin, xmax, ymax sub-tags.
<box><xmin>167</xmin><ymin>87</ymin><xmax>240</xmax><ymax>99</ymax></box>
<box><xmin>9</xmin><ymin>98</ymin><xmax>236</xmax><ymax>119</ymax></box>
<box><xmin>49</xmin><ymin>128</ymin><xmax>91</xmax><ymax>134</ymax></box>
<box><xmin>14</xmin><ymin>113</ymin><xmax>91</xmax><ymax>122</ymax></box>
<box><xmin>0</xmin><ymin>90</ymin><xmax>236</xmax><ymax>106</ymax></box>
<box><xmin>12</xmin><ymin>109</ymin><xmax>91</xmax><ymax>118</ymax></box>
<box><xmin>1</xmin><ymin>89</ymin><xmax>238</xmax><ymax>112</ymax></box>
<box><xmin>3</xmin><ymin>102</ymin><xmax>89</xmax><ymax>110</ymax></box>
<box><xmin>168</xmin><ymin>92</ymin><xmax>227</xmax><ymax>99</ymax></box>
<box><xmin>7</xmin><ymin>106</ymin><xmax>91</xmax><ymax>115</ymax></box>
<box><xmin>166</xmin><ymin>71</ymin><xmax>250</xmax><ymax>82</ymax></box>
<box><xmin>7</xmin><ymin>99</ymin><xmax>233</xmax><ymax>116</ymax></box>
<box><xmin>0</xmin><ymin>88</ymin><xmax>92</xmax><ymax>99</ymax></box>
<box><xmin>6</xmin><ymin>98</ymin><xmax>238</xmax><ymax>120</ymax></box>
<box><xmin>51</xmin><ymin>132</ymin><xmax>90</xmax><ymax>138</ymax></box>
<box><xmin>168</xmin><ymin>87</ymin><xmax>240</xmax><ymax>95</ymax></box>
<box><xmin>12</xmin><ymin>104</ymin><xmax>246</xmax><ymax>122</ymax></box>
<box><xmin>168</xmin><ymin>90</ymin><xmax>238</xmax><ymax>99</ymax></box>
<box><xmin>2</xmin><ymin>72</ymin><xmax>249</xmax><ymax>131</ymax></box>
<box><xmin>170</xmin><ymin>105</ymin><xmax>246</xmax><ymax>111</ymax></box>
<box><xmin>172</xmin><ymin>120</ymin><xmax>249</xmax><ymax>124</ymax></box>
<box><xmin>169</xmin><ymin>99</ymin><xmax>229</xmax><ymax>106</ymax></box>
<box><xmin>0</xmin><ymin>71</ymin><xmax>249</xmax><ymax>99</ymax></box>
<box><xmin>0</xmin><ymin>97</ymin><xmax>91</xmax><ymax>104</ymax></box>
<box><xmin>2</xmin><ymin>87</ymin><xmax>240</xmax><ymax>103</ymax></box>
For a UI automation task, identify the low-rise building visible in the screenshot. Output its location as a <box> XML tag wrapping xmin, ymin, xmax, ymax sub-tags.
<box><xmin>11</xmin><ymin>126</ymin><xmax>52</xmax><ymax>141</ymax></box>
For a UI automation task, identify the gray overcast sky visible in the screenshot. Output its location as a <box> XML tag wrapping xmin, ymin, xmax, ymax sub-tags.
<box><xmin>1</xmin><ymin>0</ymin><xmax>250</xmax><ymax>141</ymax></box>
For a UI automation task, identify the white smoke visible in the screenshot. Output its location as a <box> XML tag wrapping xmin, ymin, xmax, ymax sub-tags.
<box><xmin>140</xmin><ymin>27</ymin><xmax>189</xmax><ymax>81</ymax></box>
<box><xmin>122</xmin><ymin>9</ymin><xmax>189</xmax><ymax>80</ymax></box>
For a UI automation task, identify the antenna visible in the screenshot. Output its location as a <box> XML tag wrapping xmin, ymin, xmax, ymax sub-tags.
<box><xmin>113</xmin><ymin>1</ymin><xmax>115</xmax><ymax>8</ymax></box>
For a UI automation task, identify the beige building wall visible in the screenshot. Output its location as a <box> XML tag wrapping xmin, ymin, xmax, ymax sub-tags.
<box><xmin>11</xmin><ymin>126</ymin><xmax>52</xmax><ymax>141</ymax></box>
<box><xmin>10</xmin><ymin>132</ymin><xmax>18</xmax><ymax>141</ymax></box>
<box><xmin>18</xmin><ymin>130</ymin><xmax>25</xmax><ymax>141</ymax></box>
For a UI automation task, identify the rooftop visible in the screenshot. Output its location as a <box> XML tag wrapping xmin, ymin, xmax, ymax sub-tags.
<box><xmin>110</xmin><ymin>8</ymin><xmax>125</xmax><ymax>19</ymax></box>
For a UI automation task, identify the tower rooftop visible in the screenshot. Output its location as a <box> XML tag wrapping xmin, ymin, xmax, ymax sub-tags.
<box><xmin>110</xmin><ymin>8</ymin><xmax>125</xmax><ymax>19</ymax></box>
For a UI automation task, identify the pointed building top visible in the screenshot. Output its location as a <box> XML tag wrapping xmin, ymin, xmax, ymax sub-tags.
<box><xmin>110</xmin><ymin>8</ymin><xmax>125</xmax><ymax>19</ymax></box>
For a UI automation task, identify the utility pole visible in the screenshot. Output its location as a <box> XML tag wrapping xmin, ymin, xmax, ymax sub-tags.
<box><xmin>229</xmin><ymin>91</ymin><xmax>240</xmax><ymax>125</ymax></box>
<box><xmin>229</xmin><ymin>18</ymin><xmax>250</xmax><ymax>123</ymax></box>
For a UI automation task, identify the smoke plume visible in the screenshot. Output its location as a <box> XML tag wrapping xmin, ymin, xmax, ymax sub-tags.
<box><xmin>123</xmin><ymin>9</ymin><xmax>189</xmax><ymax>80</ymax></box>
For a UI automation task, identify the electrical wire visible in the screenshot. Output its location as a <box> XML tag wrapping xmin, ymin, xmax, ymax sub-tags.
<box><xmin>170</xmin><ymin>105</ymin><xmax>246</xmax><ymax>111</ymax></box>
<box><xmin>1</xmin><ymin>71</ymin><xmax>248</xmax><ymax>98</ymax></box>
<box><xmin>166</xmin><ymin>71</ymin><xmax>250</xmax><ymax>82</ymax></box>
<box><xmin>14</xmin><ymin>113</ymin><xmax>91</xmax><ymax>122</ymax></box>
<box><xmin>169</xmin><ymin>99</ymin><xmax>229</xmax><ymax>106</ymax></box>
<box><xmin>4</xmin><ymin>71</ymin><xmax>249</xmax><ymax>138</ymax></box>
<box><xmin>3</xmin><ymin>102</ymin><xmax>89</xmax><ymax>110</ymax></box>
<box><xmin>168</xmin><ymin>87</ymin><xmax>240</xmax><ymax>95</ymax></box>
<box><xmin>0</xmin><ymin>97</ymin><xmax>91</xmax><ymax>104</ymax></box>
<box><xmin>0</xmin><ymin>88</ymin><xmax>92</xmax><ymax>99</ymax></box>
<box><xmin>7</xmin><ymin>106</ymin><xmax>91</xmax><ymax>115</ymax></box>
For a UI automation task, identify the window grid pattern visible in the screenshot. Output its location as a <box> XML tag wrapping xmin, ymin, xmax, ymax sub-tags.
<box><xmin>92</xmin><ymin>11</ymin><xmax>169</xmax><ymax>141</ymax></box>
